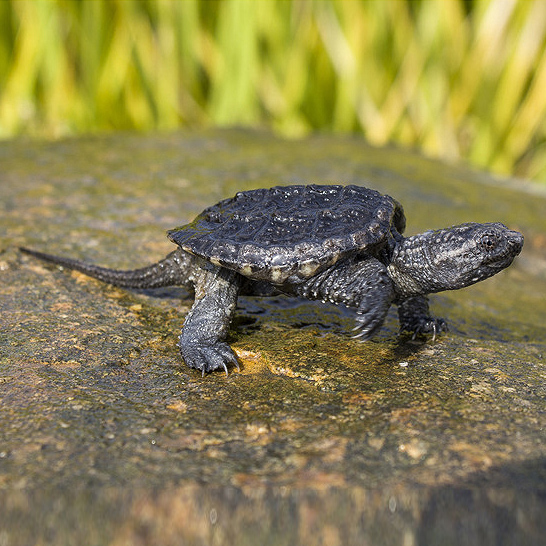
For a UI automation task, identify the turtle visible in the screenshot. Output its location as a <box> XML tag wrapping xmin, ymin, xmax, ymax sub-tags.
<box><xmin>21</xmin><ymin>184</ymin><xmax>524</xmax><ymax>375</ymax></box>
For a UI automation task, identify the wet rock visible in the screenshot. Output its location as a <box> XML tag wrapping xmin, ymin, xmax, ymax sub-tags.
<box><xmin>1</xmin><ymin>130</ymin><xmax>545</xmax><ymax>545</ymax></box>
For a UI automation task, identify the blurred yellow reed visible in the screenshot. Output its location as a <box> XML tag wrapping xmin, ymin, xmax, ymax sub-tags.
<box><xmin>1</xmin><ymin>0</ymin><xmax>546</xmax><ymax>182</ymax></box>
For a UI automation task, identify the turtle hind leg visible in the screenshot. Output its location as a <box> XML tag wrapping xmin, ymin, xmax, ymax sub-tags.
<box><xmin>397</xmin><ymin>295</ymin><xmax>448</xmax><ymax>341</ymax></box>
<box><xmin>179</xmin><ymin>261</ymin><xmax>243</xmax><ymax>375</ymax></box>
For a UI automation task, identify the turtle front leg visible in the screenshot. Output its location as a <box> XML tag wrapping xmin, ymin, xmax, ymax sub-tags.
<box><xmin>179</xmin><ymin>262</ymin><xmax>243</xmax><ymax>375</ymax></box>
<box><xmin>396</xmin><ymin>295</ymin><xmax>447</xmax><ymax>341</ymax></box>
<box><xmin>293</xmin><ymin>257</ymin><xmax>396</xmax><ymax>341</ymax></box>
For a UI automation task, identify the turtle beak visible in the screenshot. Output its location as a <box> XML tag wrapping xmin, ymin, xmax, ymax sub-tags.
<box><xmin>508</xmin><ymin>230</ymin><xmax>524</xmax><ymax>255</ymax></box>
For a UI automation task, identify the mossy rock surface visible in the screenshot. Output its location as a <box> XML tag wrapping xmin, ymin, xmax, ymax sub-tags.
<box><xmin>1</xmin><ymin>130</ymin><xmax>545</xmax><ymax>545</ymax></box>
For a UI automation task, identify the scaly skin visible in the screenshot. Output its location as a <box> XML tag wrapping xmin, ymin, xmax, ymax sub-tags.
<box><xmin>20</xmin><ymin>247</ymin><xmax>194</xmax><ymax>290</ymax></box>
<box><xmin>20</xmin><ymin>221</ymin><xmax>523</xmax><ymax>375</ymax></box>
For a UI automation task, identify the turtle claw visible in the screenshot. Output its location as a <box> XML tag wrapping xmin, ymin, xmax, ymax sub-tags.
<box><xmin>352</xmin><ymin>310</ymin><xmax>387</xmax><ymax>341</ymax></box>
<box><xmin>179</xmin><ymin>339</ymin><xmax>240</xmax><ymax>375</ymax></box>
<box><xmin>408</xmin><ymin>317</ymin><xmax>448</xmax><ymax>341</ymax></box>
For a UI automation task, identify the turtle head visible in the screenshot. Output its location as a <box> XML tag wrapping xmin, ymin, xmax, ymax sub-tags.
<box><xmin>388</xmin><ymin>222</ymin><xmax>524</xmax><ymax>296</ymax></box>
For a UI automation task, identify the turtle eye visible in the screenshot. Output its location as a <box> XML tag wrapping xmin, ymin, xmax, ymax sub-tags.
<box><xmin>479</xmin><ymin>233</ymin><xmax>499</xmax><ymax>251</ymax></box>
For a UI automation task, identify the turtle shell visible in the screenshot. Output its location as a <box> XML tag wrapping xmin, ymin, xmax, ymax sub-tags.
<box><xmin>168</xmin><ymin>185</ymin><xmax>405</xmax><ymax>284</ymax></box>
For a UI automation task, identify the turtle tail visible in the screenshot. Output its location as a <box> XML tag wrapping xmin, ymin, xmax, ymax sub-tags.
<box><xmin>20</xmin><ymin>247</ymin><xmax>193</xmax><ymax>290</ymax></box>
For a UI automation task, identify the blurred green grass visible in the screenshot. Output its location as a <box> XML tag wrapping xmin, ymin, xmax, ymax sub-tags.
<box><xmin>2</xmin><ymin>0</ymin><xmax>546</xmax><ymax>182</ymax></box>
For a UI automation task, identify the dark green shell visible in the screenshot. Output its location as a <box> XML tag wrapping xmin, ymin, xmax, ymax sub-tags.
<box><xmin>168</xmin><ymin>184</ymin><xmax>405</xmax><ymax>283</ymax></box>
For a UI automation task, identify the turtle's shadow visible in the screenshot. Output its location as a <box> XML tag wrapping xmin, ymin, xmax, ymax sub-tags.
<box><xmin>392</xmin><ymin>335</ymin><xmax>436</xmax><ymax>361</ymax></box>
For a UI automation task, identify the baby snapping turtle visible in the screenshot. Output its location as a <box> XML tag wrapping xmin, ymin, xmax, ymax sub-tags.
<box><xmin>21</xmin><ymin>184</ymin><xmax>523</xmax><ymax>375</ymax></box>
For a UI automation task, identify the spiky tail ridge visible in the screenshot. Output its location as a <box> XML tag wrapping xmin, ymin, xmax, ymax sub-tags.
<box><xmin>20</xmin><ymin>247</ymin><xmax>193</xmax><ymax>289</ymax></box>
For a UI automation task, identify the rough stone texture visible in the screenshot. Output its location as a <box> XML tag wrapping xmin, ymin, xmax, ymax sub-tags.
<box><xmin>0</xmin><ymin>130</ymin><xmax>545</xmax><ymax>545</ymax></box>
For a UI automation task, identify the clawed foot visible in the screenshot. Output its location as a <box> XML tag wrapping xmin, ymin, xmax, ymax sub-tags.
<box><xmin>352</xmin><ymin>282</ymin><xmax>393</xmax><ymax>341</ymax></box>
<box><xmin>179</xmin><ymin>339</ymin><xmax>240</xmax><ymax>376</ymax></box>
<box><xmin>403</xmin><ymin>317</ymin><xmax>448</xmax><ymax>342</ymax></box>
<box><xmin>352</xmin><ymin>310</ymin><xmax>387</xmax><ymax>341</ymax></box>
